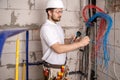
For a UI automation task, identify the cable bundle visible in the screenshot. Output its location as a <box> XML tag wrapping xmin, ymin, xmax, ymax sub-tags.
<box><xmin>82</xmin><ymin>5</ymin><xmax>107</xmax><ymax>57</ymax></box>
<box><xmin>82</xmin><ymin>5</ymin><xmax>113</xmax><ymax>68</ymax></box>
<box><xmin>86</xmin><ymin>12</ymin><xmax>113</xmax><ymax>67</ymax></box>
<box><xmin>82</xmin><ymin>5</ymin><xmax>105</xmax><ymax>22</ymax></box>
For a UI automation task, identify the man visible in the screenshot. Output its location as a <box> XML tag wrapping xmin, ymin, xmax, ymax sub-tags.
<box><xmin>40</xmin><ymin>0</ymin><xmax>90</xmax><ymax>80</ymax></box>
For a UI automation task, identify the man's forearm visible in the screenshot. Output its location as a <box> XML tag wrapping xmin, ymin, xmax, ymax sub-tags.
<box><xmin>51</xmin><ymin>42</ymin><xmax>84</xmax><ymax>54</ymax></box>
<box><xmin>51</xmin><ymin>36</ymin><xmax>90</xmax><ymax>54</ymax></box>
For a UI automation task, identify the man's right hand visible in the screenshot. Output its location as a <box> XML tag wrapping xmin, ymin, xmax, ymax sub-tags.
<box><xmin>79</xmin><ymin>36</ymin><xmax>90</xmax><ymax>47</ymax></box>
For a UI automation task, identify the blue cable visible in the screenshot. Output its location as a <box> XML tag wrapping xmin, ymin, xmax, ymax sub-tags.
<box><xmin>86</xmin><ymin>12</ymin><xmax>113</xmax><ymax>67</ymax></box>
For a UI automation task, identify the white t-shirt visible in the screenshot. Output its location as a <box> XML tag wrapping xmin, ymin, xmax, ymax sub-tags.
<box><xmin>40</xmin><ymin>20</ymin><xmax>66</xmax><ymax>65</ymax></box>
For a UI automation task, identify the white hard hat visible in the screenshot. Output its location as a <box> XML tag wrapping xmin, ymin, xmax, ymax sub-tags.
<box><xmin>46</xmin><ymin>0</ymin><xmax>64</xmax><ymax>9</ymax></box>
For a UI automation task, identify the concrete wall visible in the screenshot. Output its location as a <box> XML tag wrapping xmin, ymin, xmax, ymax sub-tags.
<box><xmin>0</xmin><ymin>0</ymin><xmax>120</xmax><ymax>80</ymax></box>
<box><xmin>97</xmin><ymin>0</ymin><xmax>120</xmax><ymax>80</ymax></box>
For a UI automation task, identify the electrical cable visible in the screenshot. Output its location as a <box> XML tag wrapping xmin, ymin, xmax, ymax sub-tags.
<box><xmin>82</xmin><ymin>5</ymin><xmax>105</xmax><ymax>22</ymax></box>
<box><xmin>95</xmin><ymin>19</ymin><xmax>106</xmax><ymax>54</ymax></box>
<box><xmin>89</xmin><ymin>1</ymin><xmax>97</xmax><ymax>80</ymax></box>
<box><xmin>86</xmin><ymin>12</ymin><xmax>113</xmax><ymax>68</ymax></box>
<box><xmin>81</xmin><ymin>3</ymin><xmax>109</xmax><ymax>80</ymax></box>
<box><xmin>82</xmin><ymin>4</ymin><xmax>106</xmax><ymax>61</ymax></box>
<box><xmin>82</xmin><ymin>4</ymin><xmax>114</xmax><ymax>80</ymax></box>
<box><xmin>82</xmin><ymin>4</ymin><xmax>105</xmax><ymax>80</ymax></box>
<box><xmin>83</xmin><ymin>1</ymin><xmax>91</xmax><ymax>80</ymax></box>
<box><xmin>85</xmin><ymin>1</ymin><xmax>98</xmax><ymax>80</ymax></box>
<box><xmin>83</xmin><ymin>5</ymin><xmax>107</xmax><ymax>62</ymax></box>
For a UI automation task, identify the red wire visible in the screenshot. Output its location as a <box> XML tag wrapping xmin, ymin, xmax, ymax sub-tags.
<box><xmin>95</xmin><ymin>19</ymin><xmax>106</xmax><ymax>51</ymax></box>
<box><xmin>82</xmin><ymin>5</ymin><xmax>107</xmax><ymax>58</ymax></box>
<box><xmin>96</xmin><ymin>19</ymin><xmax>106</xmax><ymax>41</ymax></box>
<box><xmin>82</xmin><ymin>5</ymin><xmax>105</xmax><ymax>22</ymax></box>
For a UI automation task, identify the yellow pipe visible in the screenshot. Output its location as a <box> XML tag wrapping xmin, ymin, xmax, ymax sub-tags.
<box><xmin>15</xmin><ymin>37</ymin><xmax>20</xmax><ymax>80</ymax></box>
<box><xmin>22</xmin><ymin>61</ymin><xmax>26</xmax><ymax>80</ymax></box>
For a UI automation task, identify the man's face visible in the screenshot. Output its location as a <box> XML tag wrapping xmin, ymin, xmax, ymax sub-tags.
<box><xmin>49</xmin><ymin>8</ymin><xmax>63</xmax><ymax>22</ymax></box>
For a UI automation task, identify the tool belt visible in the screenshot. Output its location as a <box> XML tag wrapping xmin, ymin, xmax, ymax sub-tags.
<box><xmin>43</xmin><ymin>61</ymin><xmax>65</xmax><ymax>69</ymax></box>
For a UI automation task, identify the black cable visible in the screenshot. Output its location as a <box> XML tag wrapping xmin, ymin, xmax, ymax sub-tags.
<box><xmin>92</xmin><ymin>0</ymin><xmax>97</xmax><ymax>22</ymax></box>
<box><xmin>79</xmin><ymin>0</ymin><xmax>96</xmax><ymax>80</ymax></box>
<box><xmin>79</xmin><ymin>0</ymin><xmax>92</xmax><ymax>80</ymax></box>
<box><xmin>85</xmin><ymin>27</ymin><xmax>91</xmax><ymax>80</ymax></box>
<box><xmin>88</xmin><ymin>0</ymin><xmax>91</xmax><ymax>18</ymax></box>
<box><xmin>85</xmin><ymin>0</ymin><xmax>97</xmax><ymax>80</ymax></box>
<box><xmin>92</xmin><ymin>0</ymin><xmax>96</xmax><ymax>14</ymax></box>
<box><xmin>91</xmin><ymin>0</ymin><xmax>97</xmax><ymax>80</ymax></box>
<box><xmin>79</xmin><ymin>48</ymin><xmax>83</xmax><ymax>80</ymax></box>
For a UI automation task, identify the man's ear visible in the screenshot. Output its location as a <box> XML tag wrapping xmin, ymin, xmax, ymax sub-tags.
<box><xmin>48</xmin><ymin>10</ymin><xmax>52</xmax><ymax>16</ymax></box>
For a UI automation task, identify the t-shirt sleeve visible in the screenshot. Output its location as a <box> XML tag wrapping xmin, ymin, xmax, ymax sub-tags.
<box><xmin>41</xmin><ymin>26</ymin><xmax>60</xmax><ymax>47</ymax></box>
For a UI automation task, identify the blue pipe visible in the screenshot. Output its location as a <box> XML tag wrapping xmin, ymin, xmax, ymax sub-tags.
<box><xmin>26</xmin><ymin>31</ymin><xmax>29</xmax><ymax>80</ymax></box>
<box><xmin>0</xmin><ymin>30</ymin><xmax>25</xmax><ymax>58</ymax></box>
<box><xmin>0</xmin><ymin>35</ymin><xmax>6</xmax><ymax>58</ymax></box>
<box><xmin>86</xmin><ymin>12</ymin><xmax>113</xmax><ymax>67</ymax></box>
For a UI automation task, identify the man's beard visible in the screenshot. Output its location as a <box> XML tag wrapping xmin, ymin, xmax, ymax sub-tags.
<box><xmin>52</xmin><ymin>16</ymin><xmax>61</xmax><ymax>22</ymax></box>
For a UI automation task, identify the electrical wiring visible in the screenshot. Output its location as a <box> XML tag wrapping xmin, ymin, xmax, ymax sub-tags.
<box><xmin>82</xmin><ymin>4</ymin><xmax>107</xmax><ymax>58</ymax></box>
<box><xmin>82</xmin><ymin>5</ymin><xmax>105</xmax><ymax>22</ymax></box>
<box><xmin>81</xmin><ymin>3</ymin><xmax>115</xmax><ymax>80</ymax></box>
<box><xmin>91</xmin><ymin>18</ymin><xmax>107</xmax><ymax>61</ymax></box>
<box><xmin>81</xmin><ymin>4</ymin><xmax>107</xmax><ymax>80</ymax></box>
<box><xmin>86</xmin><ymin>12</ymin><xmax>113</xmax><ymax>68</ymax></box>
<box><xmin>82</xmin><ymin>4</ymin><xmax>106</xmax><ymax>45</ymax></box>
<box><xmin>81</xmin><ymin>3</ymin><xmax>111</xmax><ymax>80</ymax></box>
<box><xmin>82</xmin><ymin>3</ymin><xmax>99</xmax><ymax>80</ymax></box>
<box><xmin>103</xmin><ymin>14</ymin><xmax>112</xmax><ymax>67</ymax></box>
